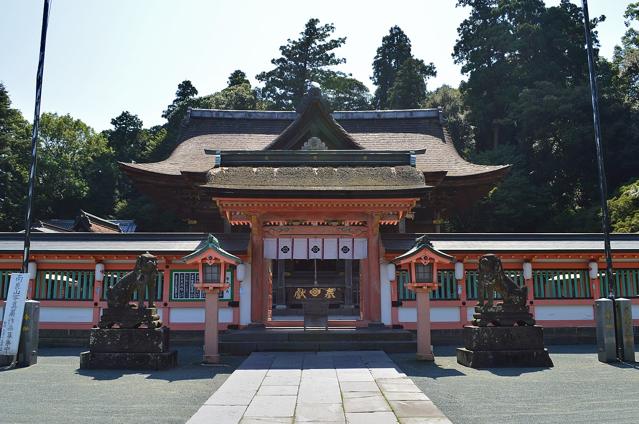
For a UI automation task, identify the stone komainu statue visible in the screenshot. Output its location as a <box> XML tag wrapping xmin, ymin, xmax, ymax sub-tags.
<box><xmin>107</xmin><ymin>252</ymin><xmax>158</xmax><ymax>309</ymax></box>
<box><xmin>477</xmin><ymin>254</ymin><xmax>527</xmax><ymax>308</ymax></box>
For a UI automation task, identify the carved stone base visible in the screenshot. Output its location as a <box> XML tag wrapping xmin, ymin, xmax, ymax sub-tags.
<box><xmin>89</xmin><ymin>327</ymin><xmax>170</xmax><ymax>353</ymax></box>
<box><xmin>80</xmin><ymin>326</ymin><xmax>177</xmax><ymax>370</ymax></box>
<box><xmin>472</xmin><ymin>305</ymin><xmax>535</xmax><ymax>327</ymax></box>
<box><xmin>456</xmin><ymin>348</ymin><xmax>553</xmax><ymax>368</ymax></box>
<box><xmin>98</xmin><ymin>307</ymin><xmax>161</xmax><ymax>329</ymax></box>
<box><xmin>80</xmin><ymin>351</ymin><xmax>177</xmax><ymax>370</ymax></box>
<box><xmin>457</xmin><ymin>325</ymin><xmax>553</xmax><ymax>368</ymax></box>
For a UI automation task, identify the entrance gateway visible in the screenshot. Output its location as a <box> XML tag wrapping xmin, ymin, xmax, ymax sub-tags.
<box><xmin>120</xmin><ymin>87</ymin><xmax>510</xmax><ymax>330</ymax></box>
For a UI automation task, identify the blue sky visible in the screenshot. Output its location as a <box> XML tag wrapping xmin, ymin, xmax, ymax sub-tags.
<box><xmin>0</xmin><ymin>0</ymin><xmax>631</xmax><ymax>131</ymax></box>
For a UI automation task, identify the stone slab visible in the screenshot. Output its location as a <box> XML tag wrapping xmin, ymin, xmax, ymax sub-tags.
<box><xmin>456</xmin><ymin>347</ymin><xmax>553</xmax><ymax>368</ymax></box>
<box><xmin>295</xmin><ymin>403</ymin><xmax>345</xmax><ymax>422</ymax></box>
<box><xmin>343</xmin><ymin>395</ymin><xmax>390</xmax><ymax>413</ymax></box>
<box><xmin>79</xmin><ymin>350</ymin><xmax>177</xmax><ymax>370</ymax></box>
<box><xmin>188</xmin><ymin>405</ymin><xmax>246</xmax><ymax>424</ymax></box>
<box><xmin>388</xmin><ymin>401</ymin><xmax>445</xmax><ymax>418</ymax></box>
<box><xmin>345</xmin><ymin>411</ymin><xmax>398</xmax><ymax>424</ymax></box>
<box><xmin>243</xmin><ymin>395</ymin><xmax>297</xmax><ymax>418</ymax></box>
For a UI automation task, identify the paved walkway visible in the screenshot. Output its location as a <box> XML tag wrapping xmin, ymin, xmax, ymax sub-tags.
<box><xmin>187</xmin><ymin>351</ymin><xmax>451</xmax><ymax>424</ymax></box>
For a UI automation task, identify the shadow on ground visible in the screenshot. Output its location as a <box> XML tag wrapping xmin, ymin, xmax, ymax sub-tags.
<box><xmin>0</xmin><ymin>347</ymin><xmax>246</xmax><ymax>424</ymax></box>
<box><xmin>391</xmin><ymin>344</ymin><xmax>639</xmax><ymax>424</ymax></box>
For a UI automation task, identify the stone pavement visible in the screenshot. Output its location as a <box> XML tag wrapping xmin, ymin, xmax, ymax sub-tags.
<box><xmin>187</xmin><ymin>351</ymin><xmax>451</xmax><ymax>424</ymax></box>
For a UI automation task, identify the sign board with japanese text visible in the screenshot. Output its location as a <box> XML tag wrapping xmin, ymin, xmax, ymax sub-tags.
<box><xmin>0</xmin><ymin>273</ymin><xmax>29</xmax><ymax>356</ymax></box>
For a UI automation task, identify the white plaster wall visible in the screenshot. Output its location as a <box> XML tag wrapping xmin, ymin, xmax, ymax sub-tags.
<box><xmin>219</xmin><ymin>308</ymin><xmax>233</xmax><ymax>323</ymax></box>
<box><xmin>40</xmin><ymin>307</ymin><xmax>93</xmax><ymax>323</ymax></box>
<box><xmin>534</xmin><ymin>305</ymin><xmax>594</xmax><ymax>321</ymax></box>
<box><xmin>379</xmin><ymin>263</ymin><xmax>392</xmax><ymax>326</ymax></box>
<box><xmin>170</xmin><ymin>307</ymin><xmax>205</xmax><ymax>323</ymax></box>
<box><xmin>632</xmin><ymin>304</ymin><xmax>639</xmax><ymax>320</ymax></box>
<box><xmin>431</xmin><ymin>307</ymin><xmax>461</xmax><ymax>323</ymax></box>
<box><xmin>467</xmin><ymin>307</ymin><xmax>475</xmax><ymax>322</ymax></box>
<box><xmin>240</xmin><ymin>263</ymin><xmax>252</xmax><ymax>325</ymax></box>
<box><xmin>398</xmin><ymin>307</ymin><xmax>416</xmax><ymax>322</ymax></box>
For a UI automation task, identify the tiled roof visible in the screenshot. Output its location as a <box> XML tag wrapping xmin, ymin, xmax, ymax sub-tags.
<box><xmin>122</xmin><ymin>109</ymin><xmax>507</xmax><ymax>179</ymax></box>
<box><xmin>202</xmin><ymin>165</ymin><xmax>429</xmax><ymax>191</ymax></box>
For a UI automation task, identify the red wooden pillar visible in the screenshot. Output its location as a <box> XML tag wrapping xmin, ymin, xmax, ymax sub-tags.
<box><xmin>366</xmin><ymin>214</ymin><xmax>382</xmax><ymax>324</ymax></box>
<box><xmin>250</xmin><ymin>216</ymin><xmax>265</xmax><ymax>324</ymax></box>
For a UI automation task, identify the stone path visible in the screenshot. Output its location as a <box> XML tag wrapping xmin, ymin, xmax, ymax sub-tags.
<box><xmin>187</xmin><ymin>351</ymin><xmax>451</xmax><ymax>424</ymax></box>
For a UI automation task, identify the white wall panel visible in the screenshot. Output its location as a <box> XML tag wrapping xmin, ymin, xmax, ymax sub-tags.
<box><xmin>534</xmin><ymin>305</ymin><xmax>593</xmax><ymax>321</ymax></box>
<box><xmin>293</xmin><ymin>238</ymin><xmax>308</xmax><ymax>259</ymax></box>
<box><xmin>40</xmin><ymin>307</ymin><xmax>93</xmax><ymax>323</ymax></box>
<box><xmin>431</xmin><ymin>307</ymin><xmax>461</xmax><ymax>322</ymax></box>
<box><xmin>398</xmin><ymin>307</ymin><xmax>417</xmax><ymax>322</ymax></box>
<box><xmin>219</xmin><ymin>308</ymin><xmax>233</xmax><ymax>323</ymax></box>
<box><xmin>170</xmin><ymin>307</ymin><xmax>205</xmax><ymax>323</ymax></box>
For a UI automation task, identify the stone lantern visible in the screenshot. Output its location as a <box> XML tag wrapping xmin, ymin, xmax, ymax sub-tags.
<box><xmin>180</xmin><ymin>234</ymin><xmax>241</xmax><ymax>363</ymax></box>
<box><xmin>393</xmin><ymin>235</ymin><xmax>454</xmax><ymax>361</ymax></box>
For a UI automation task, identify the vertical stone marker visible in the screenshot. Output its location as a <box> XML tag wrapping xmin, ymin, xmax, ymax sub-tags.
<box><xmin>0</xmin><ymin>273</ymin><xmax>30</xmax><ymax>365</ymax></box>
<box><xmin>595</xmin><ymin>298</ymin><xmax>617</xmax><ymax>362</ymax></box>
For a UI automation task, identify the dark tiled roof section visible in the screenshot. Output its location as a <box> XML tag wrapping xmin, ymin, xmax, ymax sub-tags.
<box><xmin>0</xmin><ymin>232</ymin><xmax>250</xmax><ymax>254</ymax></box>
<box><xmin>382</xmin><ymin>233</ymin><xmax>639</xmax><ymax>253</ymax></box>
<box><xmin>122</xmin><ymin>110</ymin><xmax>508</xmax><ymax>177</ymax></box>
<box><xmin>202</xmin><ymin>165</ymin><xmax>428</xmax><ymax>191</ymax></box>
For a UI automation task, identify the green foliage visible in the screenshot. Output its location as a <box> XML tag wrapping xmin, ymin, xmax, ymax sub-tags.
<box><xmin>0</xmin><ymin>83</ymin><xmax>31</xmax><ymax>231</ymax></box>
<box><xmin>613</xmin><ymin>2</ymin><xmax>639</xmax><ymax>107</ymax></box>
<box><xmin>447</xmin><ymin>0</ymin><xmax>639</xmax><ymax>232</ymax></box>
<box><xmin>371</xmin><ymin>26</ymin><xmax>436</xmax><ymax>110</ymax></box>
<box><xmin>609</xmin><ymin>178</ymin><xmax>639</xmax><ymax>232</ymax></box>
<box><xmin>162</xmin><ymin>80</ymin><xmax>198</xmax><ymax>119</ymax></box>
<box><xmin>35</xmin><ymin>113</ymin><xmax>114</xmax><ymax>221</ymax></box>
<box><xmin>371</xmin><ymin>26</ymin><xmax>413</xmax><ymax>109</ymax></box>
<box><xmin>256</xmin><ymin>18</ymin><xmax>347</xmax><ymax>110</ymax></box>
<box><xmin>320</xmin><ymin>73</ymin><xmax>371</xmax><ymax>111</ymax></box>
<box><xmin>227</xmin><ymin>70</ymin><xmax>250</xmax><ymax>87</ymax></box>
<box><xmin>423</xmin><ymin>85</ymin><xmax>474</xmax><ymax>156</ymax></box>
<box><xmin>388</xmin><ymin>58</ymin><xmax>436</xmax><ymax>109</ymax></box>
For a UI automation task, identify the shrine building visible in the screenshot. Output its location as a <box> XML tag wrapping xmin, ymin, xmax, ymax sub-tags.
<box><xmin>0</xmin><ymin>88</ymin><xmax>638</xmax><ymax>342</ymax></box>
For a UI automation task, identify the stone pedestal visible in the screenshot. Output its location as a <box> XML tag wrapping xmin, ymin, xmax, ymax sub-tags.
<box><xmin>457</xmin><ymin>325</ymin><xmax>553</xmax><ymax>368</ymax></box>
<box><xmin>80</xmin><ymin>327</ymin><xmax>177</xmax><ymax>370</ymax></box>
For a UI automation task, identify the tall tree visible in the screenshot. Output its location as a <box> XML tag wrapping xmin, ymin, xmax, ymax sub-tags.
<box><xmin>0</xmin><ymin>83</ymin><xmax>31</xmax><ymax>231</ymax></box>
<box><xmin>388</xmin><ymin>58</ymin><xmax>436</xmax><ymax>109</ymax></box>
<box><xmin>256</xmin><ymin>18</ymin><xmax>347</xmax><ymax>110</ymax></box>
<box><xmin>371</xmin><ymin>26</ymin><xmax>413</xmax><ymax>109</ymax></box>
<box><xmin>613</xmin><ymin>2</ymin><xmax>639</xmax><ymax>107</ymax></box>
<box><xmin>449</xmin><ymin>0</ymin><xmax>620</xmax><ymax>232</ymax></box>
<box><xmin>320</xmin><ymin>73</ymin><xmax>371</xmax><ymax>111</ymax></box>
<box><xmin>162</xmin><ymin>80</ymin><xmax>199</xmax><ymax>119</ymax></box>
<box><xmin>423</xmin><ymin>85</ymin><xmax>474</xmax><ymax>156</ymax></box>
<box><xmin>35</xmin><ymin>113</ymin><xmax>113</xmax><ymax>220</ymax></box>
<box><xmin>227</xmin><ymin>70</ymin><xmax>250</xmax><ymax>87</ymax></box>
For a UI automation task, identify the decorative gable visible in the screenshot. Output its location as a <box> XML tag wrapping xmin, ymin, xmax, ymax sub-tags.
<box><xmin>264</xmin><ymin>87</ymin><xmax>363</xmax><ymax>151</ymax></box>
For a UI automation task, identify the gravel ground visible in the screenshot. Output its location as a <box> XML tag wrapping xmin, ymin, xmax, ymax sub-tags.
<box><xmin>0</xmin><ymin>347</ymin><xmax>244</xmax><ymax>424</ymax></box>
<box><xmin>1</xmin><ymin>345</ymin><xmax>637</xmax><ymax>424</ymax></box>
<box><xmin>392</xmin><ymin>345</ymin><xmax>639</xmax><ymax>424</ymax></box>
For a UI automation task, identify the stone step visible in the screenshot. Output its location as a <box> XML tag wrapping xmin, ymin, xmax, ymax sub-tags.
<box><xmin>220</xmin><ymin>329</ymin><xmax>415</xmax><ymax>343</ymax></box>
<box><xmin>220</xmin><ymin>340</ymin><xmax>417</xmax><ymax>355</ymax></box>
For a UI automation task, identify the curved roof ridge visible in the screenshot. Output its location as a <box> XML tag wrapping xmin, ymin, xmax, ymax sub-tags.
<box><xmin>188</xmin><ymin>108</ymin><xmax>442</xmax><ymax>121</ymax></box>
